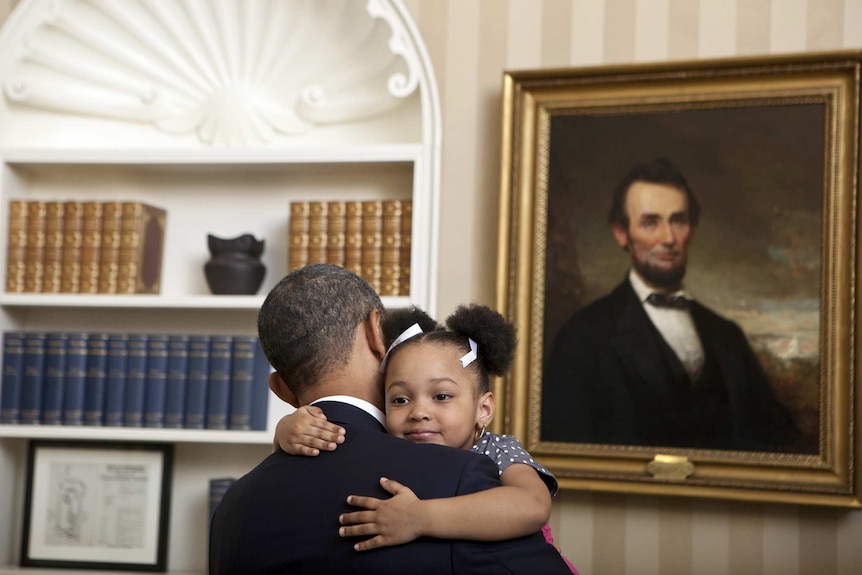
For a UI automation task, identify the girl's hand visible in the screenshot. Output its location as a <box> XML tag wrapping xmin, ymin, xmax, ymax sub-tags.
<box><xmin>338</xmin><ymin>477</ymin><xmax>426</xmax><ymax>551</ymax></box>
<box><xmin>274</xmin><ymin>406</ymin><xmax>345</xmax><ymax>456</ymax></box>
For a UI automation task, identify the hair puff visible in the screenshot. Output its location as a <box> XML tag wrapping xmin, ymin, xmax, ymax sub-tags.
<box><xmin>445</xmin><ymin>304</ymin><xmax>516</xmax><ymax>377</ymax></box>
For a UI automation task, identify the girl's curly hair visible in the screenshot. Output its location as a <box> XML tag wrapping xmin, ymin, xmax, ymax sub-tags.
<box><xmin>382</xmin><ymin>304</ymin><xmax>517</xmax><ymax>393</ymax></box>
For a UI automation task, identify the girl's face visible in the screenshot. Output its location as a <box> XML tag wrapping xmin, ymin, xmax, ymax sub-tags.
<box><xmin>384</xmin><ymin>341</ymin><xmax>493</xmax><ymax>451</ymax></box>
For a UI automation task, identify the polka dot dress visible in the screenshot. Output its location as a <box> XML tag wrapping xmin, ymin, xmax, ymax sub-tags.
<box><xmin>471</xmin><ymin>432</ymin><xmax>558</xmax><ymax>497</ymax></box>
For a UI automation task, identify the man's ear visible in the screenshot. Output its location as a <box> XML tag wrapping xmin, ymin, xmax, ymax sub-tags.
<box><xmin>364</xmin><ymin>308</ymin><xmax>387</xmax><ymax>361</ymax></box>
<box><xmin>269</xmin><ymin>372</ymin><xmax>299</xmax><ymax>407</ymax></box>
<box><xmin>611</xmin><ymin>223</ymin><xmax>630</xmax><ymax>251</ymax></box>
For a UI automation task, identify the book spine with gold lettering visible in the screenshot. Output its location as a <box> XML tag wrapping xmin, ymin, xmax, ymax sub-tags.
<box><xmin>344</xmin><ymin>201</ymin><xmax>363</xmax><ymax>277</ymax></box>
<box><xmin>23</xmin><ymin>200</ymin><xmax>46</xmax><ymax>293</ymax></box>
<box><xmin>306</xmin><ymin>201</ymin><xmax>328</xmax><ymax>265</ymax></box>
<box><xmin>400</xmin><ymin>199</ymin><xmax>412</xmax><ymax>296</ymax></box>
<box><xmin>60</xmin><ymin>201</ymin><xmax>84</xmax><ymax>293</ymax></box>
<box><xmin>79</xmin><ymin>201</ymin><xmax>103</xmax><ymax>294</ymax></box>
<box><xmin>98</xmin><ymin>201</ymin><xmax>123</xmax><ymax>294</ymax></box>
<box><xmin>42</xmin><ymin>201</ymin><xmax>65</xmax><ymax>294</ymax></box>
<box><xmin>5</xmin><ymin>200</ymin><xmax>28</xmax><ymax>293</ymax></box>
<box><xmin>287</xmin><ymin>201</ymin><xmax>309</xmax><ymax>273</ymax></box>
<box><xmin>117</xmin><ymin>202</ymin><xmax>167</xmax><ymax>294</ymax></box>
<box><xmin>360</xmin><ymin>200</ymin><xmax>383</xmax><ymax>292</ymax></box>
<box><xmin>326</xmin><ymin>201</ymin><xmax>346</xmax><ymax>267</ymax></box>
<box><xmin>380</xmin><ymin>200</ymin><xmax>402</xmax><ymax>296</ymax></box>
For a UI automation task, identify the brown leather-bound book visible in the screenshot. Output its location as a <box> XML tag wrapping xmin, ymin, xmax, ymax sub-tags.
<box><xmin>42</xmin><ymin>201</ymin><xmax>65</xmax><ymax>293</ymax></box>
<box><xmin>344</xmin><ymin>201</ymin><xmax>363</xmax><ymax>276</ymax></box>
<box><xmin>400</xmin><ymin>200</ymin><xmax>412</xmax><ymax>296</ymax></box>
<box><xmin>117</xmin><ymin>202</ymin><xmax>167</xmax><ymax>294</ymax></box>
<box><xmin>23</xmin><ymin>200</ymin><xmax>47</xmax><ymax>293</ymax></box>
<box><xmin>98</xmin><ymin>201</ymin><xmax>123</xmax><ymax>294</ymax></box>
<box><xmin>361</xmin><ymin>200</ymin><xmax>383</xmax><ymax>292</ymax></box>
<box><xmin>326</xmin><ymin>201</ymin><xmax>346</xmax><ymax>266</ymax></box>
<box><xmin>79</xmin><ymin>201</ymin><xmax>103</xmax><ymax>294</ymax></box>
<box><xmin>5</xmin><ymin>200</ymin><xmax>28</xmax><ymax>293</ymax></box>
<box><xmin>287</xmin><ymin>201</ymin><xmax>309</xmax><ymax>273</ymax></box>
<box><xmin>306</xmin><ymin>201</ymin><xmax>328</xmax><ymax>265</ymax></box>
<box><xmin>60</xmin><ymin>201</ymin><xmax>84</xmax><ymax>293</ymax></box>
<box><xmin>380</xmin><ymin>200</ymin><xmax>402</xmax><ymax>296</ymax></box>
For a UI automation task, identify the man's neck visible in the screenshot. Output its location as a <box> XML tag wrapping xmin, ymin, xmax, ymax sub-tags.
<box><xmin>310</xmin><ymin>395</ymin><xmax>386</xmax><ymax>427</ymax></box>
<box><xmin>300</xmin><ymin>371</ymin><xmax>385</xmax><ymax>413</ymax></box>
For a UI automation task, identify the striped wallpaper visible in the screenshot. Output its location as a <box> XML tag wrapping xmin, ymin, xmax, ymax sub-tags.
<box><xmin>403</xmin><ymin>0</ymin><xmax>862</xmax><ymax>574</ymax></box>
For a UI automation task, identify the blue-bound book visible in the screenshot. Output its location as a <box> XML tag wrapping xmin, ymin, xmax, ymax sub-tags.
<box><xmin>164</xmin><ymin>334</ymin><xmax>189</xmax><ymax>429</ymax></box>
<box><xmin>209</xmin><ymin>477</ymin><xmax>236</xmax><ymax>519</ymax></box>
<box><xmin>20</xmin><ymin>332</ymin><xmax>47</xmax><ymax>425</ymax></box>
<box><xmin>84</xmin><ymin>333</ymin><xmax>109</xmax><ymax>426</ymax></box>
<box><xmin>1</xmin><ymin>331</ymin><xmax>26</xmax><ymax>424</ymax></box>
<box><xmin>124</xmin><ymin>334</ymin><xmax>148</xmax><ymax>428</ymax></box>
<box><xmin>250</xmin><ymin>338</ymin><xmax>273</xmax><ymax>431</ymax></box>
<box><xmin>63</xmin><ymin>333</ymin><xmax>88</xmax><ymax>426</ymax></box>
<box><xmin>144</xmin><ymin>334</ymin><xmax>169</xmax><ymax>428</ymax></box>
<box><xmin>229</xmin><ymin>336</ymin><xmax>256</xmax><ymax>431</ymax></box>
<box><xmin>42</xmin><ymin>333</ymin><xmax>69</xmax><ymax>426</ymax></box>
<box><xmin>104</xmin><ymin>334</ymin><xmax>129</xmax><ymax>427</ymax></box>
<box><xmin>184</xmin><ymin>335</ymin><xmax>210</xmax><ymax>430</ymax></box>
<box><xmin>206</xmin><ymin>335</ymin><xmax>233</xmax><ymax>430</ymax></box>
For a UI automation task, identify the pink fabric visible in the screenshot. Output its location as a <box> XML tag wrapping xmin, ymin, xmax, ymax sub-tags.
<box><xmin>542</xmin><ymin>523</ymin><xmax>579</xmax><ymax>574</ymax></box>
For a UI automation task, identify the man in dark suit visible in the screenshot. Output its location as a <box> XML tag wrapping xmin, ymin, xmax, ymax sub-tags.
<box><xmin>210</xmin><ymin>264</ymin><xmax>572</xmax><ymax>575</ymax></box>
<box><xmin>542</xmin><ymin>158</ymin><xmax>803</xmax><ymax>452</ymax></box>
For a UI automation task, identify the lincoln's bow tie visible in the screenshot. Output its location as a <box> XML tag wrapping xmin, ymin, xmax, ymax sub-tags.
<box><xmin>646</xmin><ymin>292</ymin><xmax>689</xmax><ymax>309</ymax></box>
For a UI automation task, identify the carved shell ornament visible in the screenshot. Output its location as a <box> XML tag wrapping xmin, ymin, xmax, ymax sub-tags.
<box><xmin>1</xmin><ymin>0</ymin><xmax>421</xmax><ymax>146</ymax></box>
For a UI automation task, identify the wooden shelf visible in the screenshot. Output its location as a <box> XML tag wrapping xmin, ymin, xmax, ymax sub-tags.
<box><xmin>0</xmin><ymin>425</ymin><xmax>274</xmax><ymax>445</ymax></box>
<box><xmin>0</xmin><ymin>145</ymin><xmax>422</xmax><ymax>165</ymax></box>
<box><xmin>0</xmin><ymin>567</ymin><xmax>200</xmax><ymax>575</ymax></box>
<box><xmin>0</xmin><ymin>294</ymin><xmax>411</xmax><ymax>310</ymax></box>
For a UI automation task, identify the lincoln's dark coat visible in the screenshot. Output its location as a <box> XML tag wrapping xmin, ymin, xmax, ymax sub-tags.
<box><xmin>543</xmin><ymin>280</ymin><xmax>802</xmax><ymax>452</ymax></box>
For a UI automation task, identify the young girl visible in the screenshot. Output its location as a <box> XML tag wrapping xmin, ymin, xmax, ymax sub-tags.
<box><xmin>276</xmin><ymin>304</ymin><xmax>577</xmax><ymax>574</ymax></box>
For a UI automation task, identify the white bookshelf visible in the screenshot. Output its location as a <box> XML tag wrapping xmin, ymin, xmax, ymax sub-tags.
<box><xmin>0</xmin><ymin>0</ymin><xmax>441</xmax><ymax>572</ymax></box>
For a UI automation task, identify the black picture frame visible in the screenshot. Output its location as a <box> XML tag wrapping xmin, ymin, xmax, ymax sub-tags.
<box><xmin>21</xmin><ymin>440</ymin><xmax>173</xmax><ymax>571</ymax></box>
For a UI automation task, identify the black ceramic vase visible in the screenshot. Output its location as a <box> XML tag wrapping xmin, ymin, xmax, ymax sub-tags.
<box><xmin>204</xmin><ymin>233</ymin><xmax>267</xmax><ymax>295</ymax></box>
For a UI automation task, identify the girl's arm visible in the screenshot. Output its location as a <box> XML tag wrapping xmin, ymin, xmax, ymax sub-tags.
<box><xmin>338</xmin><ymin>463</ymin><xmax>551</xmax><ymax>551</ymax></box>
<box><xmin>272</xmin><ymin>406</ymin><xmax>345</xmax><ymax>455</ymax></box>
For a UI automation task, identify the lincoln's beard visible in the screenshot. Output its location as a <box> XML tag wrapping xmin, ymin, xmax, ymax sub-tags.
<box><xmin>632</xmin><ymin>258</ymin><xmax>686</xmax><ymax>290</ymax></box>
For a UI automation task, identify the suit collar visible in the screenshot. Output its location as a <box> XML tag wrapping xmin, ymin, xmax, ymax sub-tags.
<box><xmin>311</xmin><ymin>395</ymin><xmax>385</xmax><ymax>426</ymax></box>
<box><xmin>312</xmin><ymin>400</ymin><xmax>387</xmax><ymax>432</ymax></box>
<box><xmin>608</xmin><ymin>279</ymin><xmax>693</xmax><ymax>393</ymax></box>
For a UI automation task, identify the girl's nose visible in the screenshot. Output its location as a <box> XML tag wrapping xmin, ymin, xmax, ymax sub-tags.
<box><xmin>408</xmin><ymin>402</ymin><xmax>430</xmax><ymax>420</ymax></box>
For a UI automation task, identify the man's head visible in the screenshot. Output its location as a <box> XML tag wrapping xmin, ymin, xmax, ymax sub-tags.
<box><xmin>258</xmin><ymin>264</ymin><xmax>386</xmax><ymax>404</ymax></box>
<box><xmin>608</xmin><ymin>158</ymin><xmax>700</xmax><ymax>291</ymax></box>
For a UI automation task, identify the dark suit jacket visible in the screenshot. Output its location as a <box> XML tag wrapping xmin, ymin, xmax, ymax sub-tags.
<box><xmin>542</xmin><ymin>279</ymin><xmax>803</xmax><ymax>452</ymax></box>
<box><xmin>209</xmin><ymin>401</ymin><xmax>573</xmax><ymax>575</ymax></box>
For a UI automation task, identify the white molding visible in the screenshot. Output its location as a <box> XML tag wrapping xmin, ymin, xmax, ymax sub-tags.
<box><xmin>1</xmin><ymin>0</ymin><xmax>424</xmax><ymax>147</ymax></box>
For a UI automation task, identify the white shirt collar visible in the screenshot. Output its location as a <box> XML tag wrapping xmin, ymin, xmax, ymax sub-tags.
<box><xmin>310</xmin><ymin>395</ymin><xmax>386</xmax><ymax>427</ymax></box>
<box><xmin>628</xmin><ymin>269</ymin><xmax>688</xmax><ymax>302</ymax></box>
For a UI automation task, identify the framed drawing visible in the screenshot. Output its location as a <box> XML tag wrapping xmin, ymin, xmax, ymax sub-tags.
<box><xmin>21</xmin><ymin>441</ymin><xmax>173</xmax><ymax>571</ymax></box>
<box><xmin>496</xmin><ymin>50</ymin><xmax>861</xmax><ymax>506</ymax></box>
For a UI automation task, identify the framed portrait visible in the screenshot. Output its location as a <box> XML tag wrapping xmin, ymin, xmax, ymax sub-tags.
<box><xmin>496</xmin><ymin>50</ymin><xmax>861</xmax><ymax>506</ymax></box>
<box><xmin>21</xmin><ymin>441</ymin><xmax>173</xmax><ymax>571</ymax></box>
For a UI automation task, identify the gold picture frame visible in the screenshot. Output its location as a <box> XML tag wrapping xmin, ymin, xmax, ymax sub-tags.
<box><xmin>495</xmin><ymin>51</ymin><xmax>861</xmax><ymax>506</ymax></box>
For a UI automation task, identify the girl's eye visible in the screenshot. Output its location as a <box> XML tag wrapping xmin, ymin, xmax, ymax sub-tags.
<box><xmin>390</xmin><ymin>396</ymin><xmax>409</xmax><ymax>405</ymax></box>
<box><xmin>433</xmin><ymin>393</ymin><xmax>452</xmax><ymax>401</ymax></box>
